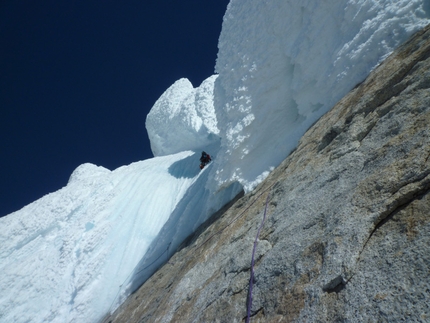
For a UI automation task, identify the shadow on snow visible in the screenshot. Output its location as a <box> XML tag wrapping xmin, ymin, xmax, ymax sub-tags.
<box><xmin>167</xmin><ymin>152</ymin><xmax>201</xmax><ymax>179</ymax></box>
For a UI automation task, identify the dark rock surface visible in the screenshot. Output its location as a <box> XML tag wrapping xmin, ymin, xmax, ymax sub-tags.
<box><xmin>103</xmin><ymin>25</ymin><xmax>430</xmax><ymax>323</ymax></box>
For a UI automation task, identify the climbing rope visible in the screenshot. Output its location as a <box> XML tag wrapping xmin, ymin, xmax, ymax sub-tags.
<box><xmin>196</xmin><ymin>183</ymin><xmax>275</xmax><ymax>251</ymax></box>
<box><xmin>107</xmin><ymin>182</ymin><xmax>275</xmax><ymax>320</ymax></box>
<box><xmin>246</xmin><ymin>190</ymin><xmax>271</xmax><ymax>323</ymax></box>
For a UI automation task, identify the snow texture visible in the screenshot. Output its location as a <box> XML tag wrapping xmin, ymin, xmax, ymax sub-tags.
<box><xmin>1</xmin><ymin>1</ymin><xmax>429</xmax><ymax>322</ymax></box>
<box><xmin>211</xmin><ymin>0</ymin><xmax>430</xmax><ymax>192</ymax></box>
<box><xmin>146</xmin><ymin>76</ymin><xmax>220</xmax><ymax>157</ymax></box>
<box><xmin>0</xmin><ymin>154</ymin><xmax>200</xmax><ymax>323</ymax></box>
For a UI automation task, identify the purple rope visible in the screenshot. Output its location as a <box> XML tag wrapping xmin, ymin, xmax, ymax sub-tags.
<box><xmin>197</xmin><ymin>184</ymin><xmax>274</xmax><ymax>251</ymax></box>
<box><xmin>246</xmin><ymin>191</ymin><xmax>271</xmax><ymax>323</ymax></box>
<box><xmin>110</xmin><ymin>184</ymin><xmax>275</xmax><ymax>315</ymax></box>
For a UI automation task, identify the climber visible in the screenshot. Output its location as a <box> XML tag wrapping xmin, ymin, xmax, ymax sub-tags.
<box><xmin>199</xmin><ymin>151</ymin><xmax>212</xmax><ymax>170</ymax></box>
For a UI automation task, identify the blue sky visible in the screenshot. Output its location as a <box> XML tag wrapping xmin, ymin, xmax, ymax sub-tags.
<box><xmin>0</xmin><ymin>0</ymin><xmax>229</xmax><ymax>216</ymax></box>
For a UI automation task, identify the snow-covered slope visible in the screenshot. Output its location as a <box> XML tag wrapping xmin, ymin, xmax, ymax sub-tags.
<box><xmin>0</xmin><ymin>150</ymin><xmax>240</xmax><ymax>323</ymax></box>
<box><xmin>1</xmin><ymin>1</ymin><xmax>429</xmax><ymax>322</ymax></box>
<box><xmin>0</xmin><ymin>153</ymin><xmax>201</xmax><ymax>322</ymax></box>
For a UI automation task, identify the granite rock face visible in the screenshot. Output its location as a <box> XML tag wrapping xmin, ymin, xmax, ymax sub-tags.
<box><xmin>103</xmin><ymin>25</ymin><xmax>430</xmax><ymax>323</ymax></box>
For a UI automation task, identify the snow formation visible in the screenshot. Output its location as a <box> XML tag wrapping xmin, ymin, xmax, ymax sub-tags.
<box><xmin>1</xmin><ymin>1</ymin><xmax>429</xmax><ymax>322</ymax></box>
<box><xmin>0</xmin><ymin>155</ymin><xmax>200</xmax><ymax>322</ymax></box>
<box><xmin>146</xmin><ymin>75</ymin><xmax>220</xmax><ymax>157</ymax></box>
<box><xmin>211</xmin><ymin>0</ymin><xmax>430</xmax><ymax>192</ymax></box>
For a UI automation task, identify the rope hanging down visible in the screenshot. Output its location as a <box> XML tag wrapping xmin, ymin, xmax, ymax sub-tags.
<box><xmin>246</xmin><ymin>190</ymin><xmax>271</xmax><ymax>323</ymax></box>
<box><xmin>108</xmin><ymin>182</ymin><xmax>275</xmax><ymax>318</ymax></box>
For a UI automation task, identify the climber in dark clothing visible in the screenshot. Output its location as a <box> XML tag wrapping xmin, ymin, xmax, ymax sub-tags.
<box><xmin>199</xmin><ymin>151</ymin><xmax>212</xmax><ymax>170</ymax></box>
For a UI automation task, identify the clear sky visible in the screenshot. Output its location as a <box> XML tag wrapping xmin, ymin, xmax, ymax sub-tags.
<box><xmin>0</xmin><ymin>0</ymin><xmax>229</xmax><ymax>216</ymax></box>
